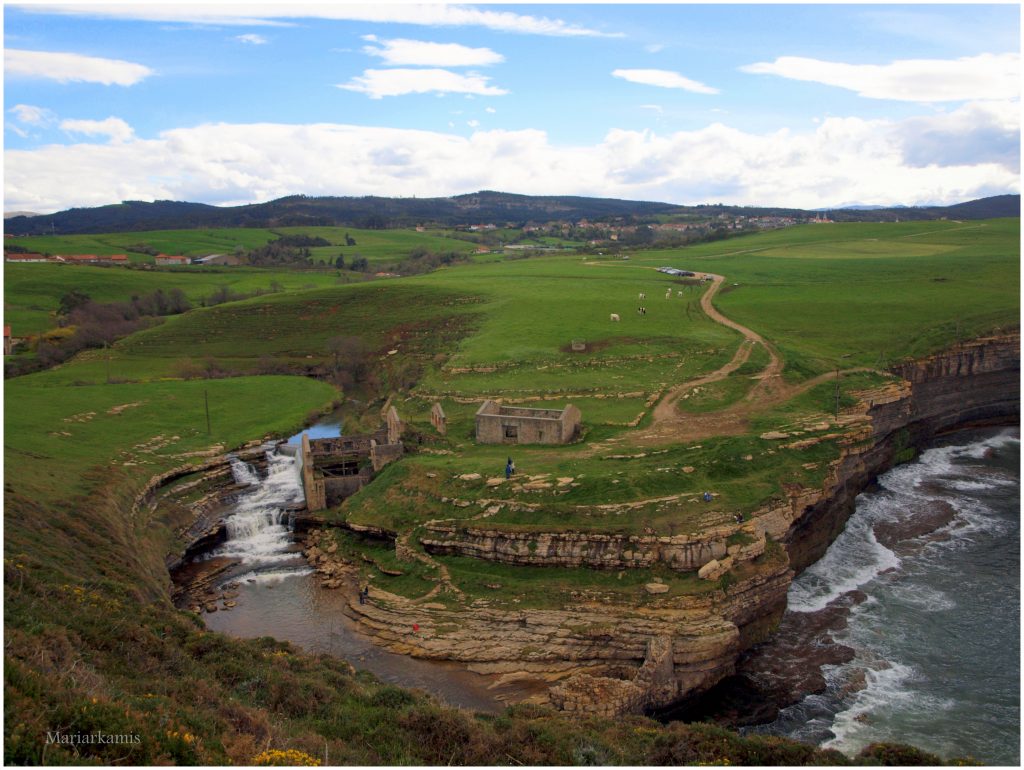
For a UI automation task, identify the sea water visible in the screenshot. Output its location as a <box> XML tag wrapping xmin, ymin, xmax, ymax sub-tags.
<box><xmin>747</xmin><ymin>428</ymin><xmax>1020</xmax><ymax>764</ymax></box>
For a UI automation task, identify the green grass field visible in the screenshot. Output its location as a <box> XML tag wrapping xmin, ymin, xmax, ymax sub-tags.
<box><xmin>629</xmin><ymin>218</ymin><xmax>1020</xmax><ymax>379</ymax></box>
<box><xmin>5</xmin><ymin>225</ymin><xmax>477</xmax><ymax>266</ymax></box>
<box><xmin>5</xmin><ymin>374</ymin><xmax>338</xmax><ymax>502</ymax></box>
<box><xmin>3</xmin><ymin>262</ymin><xmax>349</xmax><ymax>336</ymax></box>
<box><xmin>2</xmin><ymin>217</ymin><xmax>1013</xmax><ymax>765</ymax></box>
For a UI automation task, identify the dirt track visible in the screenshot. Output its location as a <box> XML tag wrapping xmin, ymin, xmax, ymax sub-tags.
<box><xmin>623</xmin><ymin>273</ymin><xmax>882</xmax><ymax>446</ymax></box>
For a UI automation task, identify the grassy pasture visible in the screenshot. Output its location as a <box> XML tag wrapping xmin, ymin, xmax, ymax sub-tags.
<box><xmin>6</xmin><ymin>225</ymin><xmax>477</xmax><ymax>266</ymax></box>
<box><xmin>629</xmin><ymin>219</ymin><xmax>1019</xmax><ymax>379</ymax></box>
<box><xmin>414</xmin><ymin>257</ymin><xmax>728</xmax><ymax>366</ymax></box>
<box><xmin>4</xmin><ymin>218</ymin><xmax>1008</xmax><ymax>765</ymax></box>
<box><xmin>5</xmin><ymin>374</ymin><xmax>337</xmax><ymax>502</ymax></box>
<box><xmin>3</xmin><ymin>262</ymin><xmax>346</xmax><ymax>336</ymax></box>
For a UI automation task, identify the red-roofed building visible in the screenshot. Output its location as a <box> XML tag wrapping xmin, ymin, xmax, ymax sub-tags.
<box><xmin>155</xmin><ymin>254</ymin><xmax>190</xmax><ymax>266</ymax></box>
<box><xmin>58</xmin><ymin>254</ymin><xmax>101</xmax><ymax>263</ymax></box>
<box><xmin>4</xmin><ymin>325</ymin><xmax>12</xmax><ymax>355</ymax></box>
<box><xmin>5</xmin><ymin>253</ymin><xmax>50</xmax><ymax>262</ymax></box>
<box><xmin>102</xmin><ymin>254</ymin><xmax>129</xmax><ymax>264</ymax></box>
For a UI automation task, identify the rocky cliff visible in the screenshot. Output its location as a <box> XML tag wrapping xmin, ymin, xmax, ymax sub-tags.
<box><xmin>169</xmin><ymin>333</ymin><xmax>1019</xmax><ymax>719</ymax></box>
<box><xmin>339</xmin><ymin>333</ymin><xmax>1019</xmax><ymax>715</ymax></box>
<box><xmin>783</xmin><ymin>332</ymin><xmax>1019</xmax><ymax>573</ymax></box>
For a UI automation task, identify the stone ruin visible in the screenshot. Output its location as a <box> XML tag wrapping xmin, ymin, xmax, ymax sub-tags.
<box><xmin>475</xmin><ymin>400</ymin><xmax>581</xmax><ymax>445</ymax></box>
<box><xmin>299</xmin><ymin>409</ymin><xmax>404</xmax><ymax>512</ymax></box>
<box><xmin>549</xmin><ymin>636</ymin><xmax>679</xmax><ymax>717</ymax></box>
<box><xmin>430</xmin><ymin>402</ymin><xmax>447</xmax><ymax>435</ymax></box>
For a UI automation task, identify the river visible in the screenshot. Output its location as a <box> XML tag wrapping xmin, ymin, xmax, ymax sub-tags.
<box><xmin>745</xmin><ymin>427</ymin><xmax>1020</xmax><ymax>764</ymax></box>
<box><xmin>186</xmin><ymin>439</ymin><xmax>525</xmax><ymax>714</ymax></box>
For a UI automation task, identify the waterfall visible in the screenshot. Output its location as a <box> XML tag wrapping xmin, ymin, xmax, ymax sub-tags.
<box><xmin>208</xmin><ymin>448</ymin><xmax>312</xmax><ymax>579</ymax></box>
<box><xmin>229</xmin><ymin>457</ymin><xmax>261</xmax><ymax>486</ymax></box>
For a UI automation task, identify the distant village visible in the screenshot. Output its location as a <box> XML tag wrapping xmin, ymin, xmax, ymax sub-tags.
<box><xmin>5</xmin><ymin>210</ymin><xmax>835</xmax><ymax>268</ymax></box>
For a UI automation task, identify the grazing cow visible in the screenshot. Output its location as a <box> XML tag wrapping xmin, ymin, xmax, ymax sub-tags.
<box><xmin>677</xmin><ymin>290</ymin><xmax>683</xmax><ymax>297</ymax></box>
<box><xmin>610</xmin><ymin>313</ymin><xmax>620</xmax><ymax>322</ymax></box>
<box><xmin>638</xmin><ymin>292</ymin><xmax>646</xmax><ymax>300</ymax></box>
<box><xmin>665</xmin><ymin>288</ymin><xmax>672</xmax><ymax>299</ymax></box>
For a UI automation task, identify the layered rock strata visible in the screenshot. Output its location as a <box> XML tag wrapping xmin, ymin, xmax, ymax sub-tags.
<box><xmin>166</xmin><ymin>333</ymin><xmax>1018</xmax><ymax>718</ymax></box>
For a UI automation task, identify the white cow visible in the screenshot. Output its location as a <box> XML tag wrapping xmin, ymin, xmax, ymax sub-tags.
<box><xmin>665</xmin><ymin>288</ymin><xmax>672</xmax><ymax>299</ymax></box>
<box><xmin>610</xmin><ymin>313</ymin><xmax>620</xmax><ymax>322</ymax></box>
<box><xmin>638</xmin><ymin>292</ymin><xmax>646</xmax><ymax>300</ymax></box>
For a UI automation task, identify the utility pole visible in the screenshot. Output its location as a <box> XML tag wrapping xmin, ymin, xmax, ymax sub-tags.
<box><xmin>204</xmin><ymin>389</ymin><xmax>211</xmax><ymax>434</ymax></box>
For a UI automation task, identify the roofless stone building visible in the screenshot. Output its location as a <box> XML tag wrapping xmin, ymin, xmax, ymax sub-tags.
<box><xmin>475</xmin><ymin>400</ymin><xmax>581</xmax><ymax>445</ymax></box>
<box><xmin>299</xmin><ymin>407</ymin><xmax>404</xmax><ymax>511</ymax></box>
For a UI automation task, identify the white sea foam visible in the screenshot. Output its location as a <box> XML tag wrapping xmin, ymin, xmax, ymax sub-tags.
<box><xmin>885</xmin><ymin>582</ymin><xmax>956</xmax><ymax>612</ymax></box>
<box><xmin>764</xmin><ymin>430</ymin><xmax>1018</xmax><ymax>763</ymax></box>
<box><xmin>790</xmin><ymin>432</ymin><xmax>1017</xmax><ymax>613</ymax></box>
<box><xmin>788</xmin><ymin>499</ymin><xmax>901</xmax><ymax>613</ymax></box>
<box><xmin>825</xmin><ymin>661</ymin><xmax>954</xmax><ymax>755</ymax></box>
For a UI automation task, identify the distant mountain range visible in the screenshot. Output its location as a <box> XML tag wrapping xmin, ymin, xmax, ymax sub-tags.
<box><xmin>4</xmin><ymin>191</ymin><xmax>1019</xmax><ymax>236</ymax></box>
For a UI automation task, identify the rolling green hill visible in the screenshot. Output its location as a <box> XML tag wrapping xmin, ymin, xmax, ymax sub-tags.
<box><xmin>3</xmin><ymin>217</ymin><xmax>1016</xmax><ymax>765</ymax></box>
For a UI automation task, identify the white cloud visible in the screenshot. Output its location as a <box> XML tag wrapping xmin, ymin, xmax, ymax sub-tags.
<box><xmin>9</xmin><ymin>104</ymin><xmax>57</xmax><ymax>126</ymax></box>
<box><xmin>4</xmin><ymin>113</ymin><xmax>1017</xmax><ymax>213</ymax></box>
<box><xmin>338</xmin><ymin>69</ymin><xmax>507</xmax><ymax>99</ymax></box>
<box><xmin>485</xmin><ymin>107</ymin><xmax>496</xmax><ymax>114</ymax></box>
<box><xmin>467</xmin><ymin>119</ymin><xmax>480</xmax><ymax>128</ymax></box>
<box><xmin>645</xmin><ymin>44</ymin><xmax>666</xmax><ymax>53</ymax></box>
<box><xmin>27</xmin><ymin>4</ymin><xmax>618</xmax><ymax>36</ymax></box>
<box><xmin>60</xmin><ymin>117</ymin><xmax>135</xmax><ymax>143</ymax></box>
<box><xmin>640</xmin><ymin>104</ymin><xmax>663</xmax><ymax>114</ymax></box>
<box><xmin>235</xmin><ymin>34</ymin><xmax>268</xmax><ymax>45</ymax></box>
<box><xmin>741</xmin><ymin>53</ymin><xmax>1020</xmax><ymax>102</ymax></box>
<box><xmin>893</xmin><ymin>100</ymin><xmax>1019</xmax><ymax>171</ymax></box>
<box><xmin>612</xmin><ymin>69</ymin><xmax>718</xmax><ymax>95</ymax></box>
<box><xmin>363</xmin><ymin>37</ymin><xmax>504</xmax><ymax>67</ymax></box>
<box><xmin>6</xmin><ymin>49</ymin><xmax>152</xmax><ymax>85</ymax></box>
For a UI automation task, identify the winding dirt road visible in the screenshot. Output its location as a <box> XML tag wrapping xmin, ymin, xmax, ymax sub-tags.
<box><xmin>623</xmin><ymin>273</ymin><xmax>882</xmax><ymax>446</ymax></box>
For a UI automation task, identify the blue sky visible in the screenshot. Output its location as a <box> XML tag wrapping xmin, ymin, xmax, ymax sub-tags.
<box><xmin>4</xmin><ymin>2</ymin><xmax>1020</xmax><ymax>212</ymax></box>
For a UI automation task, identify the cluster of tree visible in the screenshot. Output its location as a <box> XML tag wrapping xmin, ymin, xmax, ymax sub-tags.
<box><xmin>6</xmin><ymin>288</ymin><xmax>191</xmax><ymax>378</ymax></box>
<box><xmin>125</xmin><ymin>242</ymin><xmax>160</xmax><ymax>256</ymax></box>
<box><xmin>389</xmin><ymin>247</ymin><xmax>469</xmax><ymax>275</ymax></box>
<box><xmin>270</xmin><ymin>233</ymin><xmax>331</xmax><ymax>248</ymax></box>
<box><xmin>242</xmin><ymin>238</ymin><xmax>316</xmax><ymax>267</ymax></box>
<box><xmin>334</xmin><ymin>255</ymin><xmax>369</xmax><ymax>271</ymax></box>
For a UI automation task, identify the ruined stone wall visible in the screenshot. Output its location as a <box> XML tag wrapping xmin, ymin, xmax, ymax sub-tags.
<box><xmin>475</xmin><ymin>399</ymin><xmax>580</xmax><ymax>445</ymax></box>
<box><xmin>560</xmin><ymin>404</ymin><xmax>582</xmax><ymax>441</ymax></box>
<box><xmin>300</xmin><ymin>434</ymin><xmax>326</xmax><ymax>512</ymax></box>
<box><xmin>370</xmin><ymin>441</ymin><xmax>404</xmax><ymax>472</ymax></box>
<box><xmin>430</xmin><ymin>403</ymin><xmax>447</xmax><ymax>435</ymax></box>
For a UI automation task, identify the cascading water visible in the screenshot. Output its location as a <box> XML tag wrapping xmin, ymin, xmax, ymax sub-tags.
<box><xmin>206</xmin><ymin>448</ymin><xmax>313</xmax><ymax>584</ymax></box>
